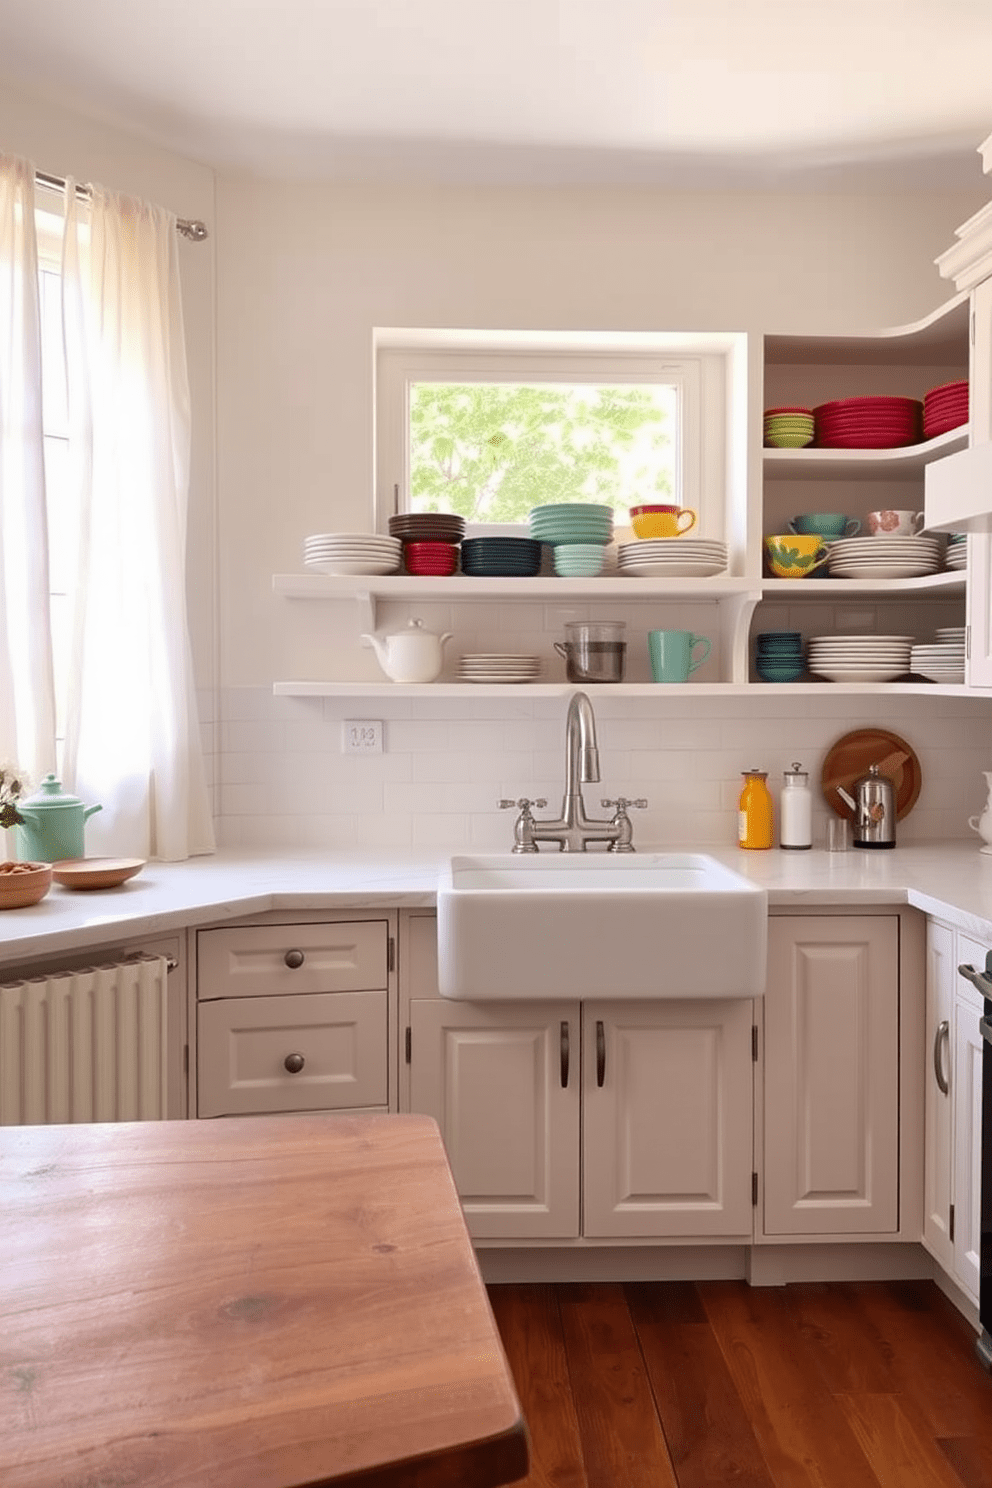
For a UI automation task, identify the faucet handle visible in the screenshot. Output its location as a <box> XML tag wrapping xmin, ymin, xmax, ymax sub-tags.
<box><xmin>602</xmin><ymin>797</ymin><xmax>647</xmax><ymax>854</ymax></box>
<box><xmin>499</xmin><ymin>798</ymin><xmax>548</xmax><ymax>854</ymax></box>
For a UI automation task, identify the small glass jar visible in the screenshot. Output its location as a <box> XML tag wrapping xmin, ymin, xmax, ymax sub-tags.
<box><xmin>739</xmin><ymin>769</ymin><xmax>773</xmax><ymax>850</ymax></box>
<box><xmin>780</xmin><ymin>761</ymin><xmax>813</xmax><ymax>850</ymax></box>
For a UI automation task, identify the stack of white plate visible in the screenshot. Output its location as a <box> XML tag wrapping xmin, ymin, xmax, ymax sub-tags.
<box><xmin>616</xmin><ymin>538</ymin><xmax>728</xmax><ymax>579</ymax></box>
<box><xmin>304</xmin><ymin>533</ymin><xmax>402</xmax><ymax>576</ymax></box>
<box><xmin>806</xmin><ymin>634</ymin><xmax>913</xmax><ymax>683</ymax></box>
<box><xmin>457</xmin><ymin>653</ymin><xmax>542</xmax><ymax>684</ymax></box>
<box><xmin>936</xmin><ymin>626</ymin><xmax>966</xmax><ymax>644</ymax></box>
<box><xmin>910</xmin><ymin>640</ymin><xmax>966</xmax><ymax>684</ymax></box>
<box><xmin>826</xmin><ymin>535</ymin><xmax>942</xmax><ymax>580</ymax></box>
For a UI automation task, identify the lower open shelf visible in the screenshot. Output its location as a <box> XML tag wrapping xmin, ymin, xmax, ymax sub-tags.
<box><xmin>273</xmin><ymin>680</ymin><xmax>977</xmax><ymax>698</ymax></box>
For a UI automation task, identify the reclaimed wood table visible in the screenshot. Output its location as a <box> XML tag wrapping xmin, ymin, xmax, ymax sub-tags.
<box><xmin>1</xmin><ymin>1114</ymin><xmax>528</xmax><ymax>1488</ymax></box>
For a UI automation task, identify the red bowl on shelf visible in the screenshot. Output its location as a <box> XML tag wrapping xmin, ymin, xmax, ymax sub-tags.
<box><xmin>404</xmin><ymin>541</ymin><xmax>458</xmax><ymax>576</ymax></box>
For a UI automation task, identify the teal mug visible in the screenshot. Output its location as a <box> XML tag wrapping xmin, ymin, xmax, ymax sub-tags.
<box><xmin>789</xmin><ymin>513</ymin><xmax>860</xmax><ymax>538</ymax></box>
<box><xmin>648</xmin><ymin>629</ymin><xmax>711</xmax><ymax>683</ymax></box>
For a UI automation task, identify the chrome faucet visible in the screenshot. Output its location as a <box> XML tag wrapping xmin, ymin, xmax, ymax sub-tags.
<box><xmin>499</xmin><ymin>691</ymin><xmax>646</xmax><ymax>853</ymax></box>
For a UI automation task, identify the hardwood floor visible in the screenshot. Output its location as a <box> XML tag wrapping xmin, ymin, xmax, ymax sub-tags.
<box><xmin>488</xmin><ymin>1280</ymin><xmax>992</xmax><ymax>1488</ymax></box>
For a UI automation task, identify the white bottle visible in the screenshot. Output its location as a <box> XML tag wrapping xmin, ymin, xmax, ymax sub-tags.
<box><xmin>780</xmin><ymin>762</ymin><xmax>813</xmax><ymax>850</ymax></box>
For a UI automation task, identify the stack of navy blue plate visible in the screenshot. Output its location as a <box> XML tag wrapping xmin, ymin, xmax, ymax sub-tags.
<box><xmin>460</xmin><ymin>537</ymin><xmax>542</xmax><ymax>577</ymax></box>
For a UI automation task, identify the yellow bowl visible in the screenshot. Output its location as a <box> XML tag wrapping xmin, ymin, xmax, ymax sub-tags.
<box><xmin>0</xmin><ymin>860</ymin><xmax>53</xmax><ymax>910</ymax></box>
<box><xmin>630</xmin><ymin>507</ymin><xmax>697</xmax><ymax>539</ymax></box>
<box><xmin>764</xmin><ymin>534</ymin><xmax>829</xmax><ymax>578</ymax></box>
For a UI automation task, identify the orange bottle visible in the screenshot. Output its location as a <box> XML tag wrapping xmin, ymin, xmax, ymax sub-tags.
<box><xmin>739</xmin><ymin>768</ymin><xmax>773</xmax><ymax>850</ymax></box>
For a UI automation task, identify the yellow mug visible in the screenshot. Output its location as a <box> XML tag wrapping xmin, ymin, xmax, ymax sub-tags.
<box><xmin>630</xmin><ymin>505</ymin><xmax>698</xmax><ymax>540</ymax></box>
<box><xmin>764</xmin><ymin>533</ymin><xmax>830</xmax><ymax>578</ymax></box>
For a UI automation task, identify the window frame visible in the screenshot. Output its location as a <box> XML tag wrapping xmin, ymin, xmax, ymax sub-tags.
<box><xmin>374</xmin><ymin>330</ymin><xmax>731</xmax><ymax>538</ymax></box>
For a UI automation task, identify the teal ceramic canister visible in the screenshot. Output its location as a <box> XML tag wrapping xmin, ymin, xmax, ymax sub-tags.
<box><xmin>15</xmin><ymin>773</ymin><xmax>102</xmax><ymax>862</ymax></box>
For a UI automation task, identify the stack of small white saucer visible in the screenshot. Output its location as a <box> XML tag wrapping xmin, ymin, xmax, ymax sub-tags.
<box><xmin>457</xmin><ymin>653</ymin><xmax>542</xmax><ymax>684</ymax></box>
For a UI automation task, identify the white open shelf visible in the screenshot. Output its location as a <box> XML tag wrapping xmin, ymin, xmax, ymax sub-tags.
<box><xmin>763</xmin><ymin>426</ymin><xmax>969</xmax><ymax>481</ymax></box>
<box><xmin>273</xmin><ymin>679</ymin><xmax>972</xmax><ymax>699</ymax></box>
<box><xmin>273</xmin><ymin>573</ymin><xmax>760</xmax><ymax>602</ymax></box>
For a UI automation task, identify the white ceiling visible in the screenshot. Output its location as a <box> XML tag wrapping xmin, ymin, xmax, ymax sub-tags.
<box><xmin>2</xmin><ymin>0</ymin><xmax>991</xmax><ymax>189</ymax></box>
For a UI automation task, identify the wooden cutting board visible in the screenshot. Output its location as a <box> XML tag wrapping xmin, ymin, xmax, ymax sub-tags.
<box><xmin>821</xmin><ymin>727</ymin><xmax>922</xmax><ymax>821</ymax></box>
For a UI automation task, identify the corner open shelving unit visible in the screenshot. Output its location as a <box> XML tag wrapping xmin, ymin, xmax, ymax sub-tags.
<box><xmin>272</xmin><ymin>290</ymin><xmax>980</xmax><ymax>700</ymax></box>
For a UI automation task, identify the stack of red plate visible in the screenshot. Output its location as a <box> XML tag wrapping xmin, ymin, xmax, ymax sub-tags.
<box><xmin>403</xmin><ymin>540</ymin><xmax>459</xmax><ymax>576</ymax></box>
<box><xmin>813</xmin><ymin>396</ymin><xmax>922</xmax><ymax>450</ymax></box>
<box><xmin>923</xmin><ymin>380</ymin><xmax>968</xmax><ymax>439</ymax></box>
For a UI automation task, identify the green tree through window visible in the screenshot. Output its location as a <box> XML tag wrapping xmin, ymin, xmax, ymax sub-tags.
<box><xmin>409</xmin><ymin>382</ymin><xmax>675</xmax><ymax>522</ymax></box>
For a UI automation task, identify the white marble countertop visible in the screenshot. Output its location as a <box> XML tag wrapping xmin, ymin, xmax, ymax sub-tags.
<box><xmin>4</xmin><ymin>842</ymin><xmax>992</xmax><ymax>968</ymax></box>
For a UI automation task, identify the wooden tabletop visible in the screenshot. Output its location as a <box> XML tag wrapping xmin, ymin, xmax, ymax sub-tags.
<box><xmin>0</xmin><ymin>1115</ymin><xmax>528</xmax><ymax>1488</ymax></box>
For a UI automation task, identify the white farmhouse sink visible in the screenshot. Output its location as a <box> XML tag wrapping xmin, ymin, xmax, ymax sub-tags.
<box><xmin>436</xmin><ymin>852</ymin><xmax>767</xmax><ymax>1001</ymax></box>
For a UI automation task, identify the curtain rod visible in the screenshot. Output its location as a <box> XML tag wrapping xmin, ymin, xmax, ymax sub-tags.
<box><xmin>34</xmin><ymin>169</ymin><xmax>209</xmax><ymax>242</ymax></box>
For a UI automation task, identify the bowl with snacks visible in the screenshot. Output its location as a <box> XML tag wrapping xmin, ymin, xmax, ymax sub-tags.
<box><xmin>0</xmin><ymin>860</ymin><xmax>53</xmax><ymax>909</ymax></box>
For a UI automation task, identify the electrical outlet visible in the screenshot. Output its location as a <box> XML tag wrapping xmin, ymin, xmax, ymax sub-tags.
<box><xmin>343</xmin><ymin>720</ymin><xmax>383</xmax><ymax>755</ymax></box>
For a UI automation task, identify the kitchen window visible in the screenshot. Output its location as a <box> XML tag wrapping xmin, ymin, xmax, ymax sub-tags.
<box><xmin>375</xmin><ymin>334</ymin><xmax>733</xmax><ymax>533</ymax></box>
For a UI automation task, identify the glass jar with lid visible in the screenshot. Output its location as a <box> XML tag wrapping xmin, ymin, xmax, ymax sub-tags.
<box><xmin>780</xmin><ymin>762</ymin><xmax>813</xmax><ymax>850</ymax></box>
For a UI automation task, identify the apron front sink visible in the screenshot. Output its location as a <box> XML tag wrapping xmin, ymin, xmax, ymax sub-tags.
<box><xmin>436</xmin><ymin>853</ymin><xmax>768</xmax><ymax>1001</ymax></box>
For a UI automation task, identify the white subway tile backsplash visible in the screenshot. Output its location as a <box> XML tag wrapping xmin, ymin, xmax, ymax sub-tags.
<box><xmin>211</xmin><ymin>685</ymin><xmax>992</xmax><ymax>850</ymax></box>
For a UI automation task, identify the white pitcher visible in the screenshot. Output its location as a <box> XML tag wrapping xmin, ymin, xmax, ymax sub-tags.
<box><xmin>968</xmin><ymin>771</ymin><xmax>992</xmax><ymax>851</ymax></box>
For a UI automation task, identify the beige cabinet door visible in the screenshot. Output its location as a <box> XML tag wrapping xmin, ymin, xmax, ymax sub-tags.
<box><xmin>763</xmin><ymin>916</ymin><xmax>899</xmax><ymax>1236</ymax></box>
<box><xmin>924</xmin><ymin>920</ymin><xmax>955</xmax><ymax>1271</ymax></box>
<box><xmin>198</xmin><ymin>990</ymin><xmax>388</xmax><ymax>1116</ymax></box>
<box><xmin>582</xmin><ymin>999</ymin><xmax>754</xmax><ymax>1239</ymax></box>
<box><xmin>408</xmin><ymin>999</ymin><xmax>580</xmax><ymax>1241</ymax></box>
<box><xmin>953</xmin><ymin>988</ymin><xmax>984</xmax><ymax>1300</ymax></box>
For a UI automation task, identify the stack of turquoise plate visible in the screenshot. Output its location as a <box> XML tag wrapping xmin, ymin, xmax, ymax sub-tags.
<box><xmin>552</xmin><ymin>543</ymin><xmax>605</xmax><ymax>577</ymax></box>
<box><xmin>528</xmin><ymin>503</ymin><xmax>615</xmax><ymax>549</ymax></box>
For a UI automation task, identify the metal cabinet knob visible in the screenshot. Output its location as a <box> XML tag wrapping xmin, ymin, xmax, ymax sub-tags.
<box><xmin>284</xmin><ymin>949</ymin><xmax>305</xmax><ymax>969</ymax></box>
<box><xmin>284</xmin><ymin>1052</ymin><xmax>306</xmax><ymax>1074</ymax></box>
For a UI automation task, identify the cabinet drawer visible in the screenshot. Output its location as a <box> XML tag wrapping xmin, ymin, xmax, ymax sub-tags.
<box><xmin>197</xmin><ymin>921</ymin><xmax>388</xmax><ymax>999</ymax></box>
<box><xmin>197</xmin><ymin>990</ymin><xmax>388</xmax><ymax>1116</ymax></box>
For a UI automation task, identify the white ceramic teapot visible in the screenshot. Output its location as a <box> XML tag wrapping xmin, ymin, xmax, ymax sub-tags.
<box><xmin>968</xmin><ymin>770</ymin><xmax>992</xmax><ymax>852</ymax></box>
<box><xmin>361</xmin><ymin>617</ymin><xmax>453</xmax><ymax>683</ymax></box>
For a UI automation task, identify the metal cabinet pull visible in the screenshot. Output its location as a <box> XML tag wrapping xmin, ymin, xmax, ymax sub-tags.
<box><xmin>284</xmin><ymin>1052</ymin><xmax>306</xmax><ymax>1074</ymax></box>
<box><xmin>596</xmin><ymin>1020</ymin><xmax>606</xmax><ymax>1087</ymax></box>
<box><xmin>933</xmin><ymin>1019</ymin><xmax>950</xmax><ymax>1095</ymax></box>
<box><xmin>284</xmin><ymin>949</ymin><xmax>305</xmax><ymax>969</ymax></box>
<box><xmin>560</xmin><ymin>1021</ymin><xmax>570</xmax><ymax>1088</ymax></box>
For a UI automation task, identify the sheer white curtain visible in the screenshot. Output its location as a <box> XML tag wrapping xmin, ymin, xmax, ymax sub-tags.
<box><xmin>0</xmin><ymin>154</ymin><xmax>56</xmax><ymax>788</ymax></box>
<box><xmin>60</xmin><ymin>182</ymin><xmax>214</xmax><ymax>860</ymax></box>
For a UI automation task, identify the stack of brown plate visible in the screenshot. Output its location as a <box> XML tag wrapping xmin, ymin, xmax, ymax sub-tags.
<box><xmin>813</xmin><ymin>396</ymin><xmax>922</xmax><ymax>449</ymax></box>
<box><xmin>923</xmin><ymin>380</ymin><xmax>968</xmax><ymax>439</ymax></box>
<box><xmin>388</xmin><ymin>513</ymin><xmax>466</xmax><ymax>545</ymax></box>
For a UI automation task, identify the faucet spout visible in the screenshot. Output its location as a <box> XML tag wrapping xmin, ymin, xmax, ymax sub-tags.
<box><xmin>565</xmin><ymin>690</ymin><xmax>600</xmax><ymax>798</ymax></box>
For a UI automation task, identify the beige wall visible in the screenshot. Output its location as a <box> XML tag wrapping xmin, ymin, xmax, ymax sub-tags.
<box><xmin>2</xmin><ymin>78</ymin><xmax>989</xmax><ymax>710</ymax></box>
<box><xmin>215</xmin><ymin>174</ymin><xmax>988</xmax><ymax>686</ymax></box>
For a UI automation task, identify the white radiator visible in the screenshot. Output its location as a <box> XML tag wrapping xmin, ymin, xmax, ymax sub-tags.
<box><xmin>0</xmin><ymin>954</ymin><xmax>170</xmax><ymax>1124</ymax></box>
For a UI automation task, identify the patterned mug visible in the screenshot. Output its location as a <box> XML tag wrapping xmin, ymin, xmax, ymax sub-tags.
<box><xmin>867</xmin><ymin>509</ymin><xmax>925</xmax><ymax>537</ymax></box>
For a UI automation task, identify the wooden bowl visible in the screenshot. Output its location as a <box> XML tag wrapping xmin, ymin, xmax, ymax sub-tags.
<box><xmin>0</xmin><ymin>860</ymin><xmax>53</xmax><ymax>909</ymax></box>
